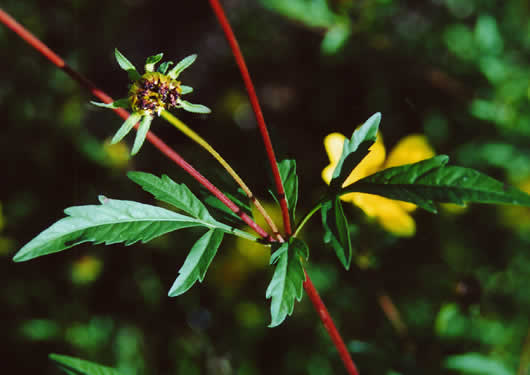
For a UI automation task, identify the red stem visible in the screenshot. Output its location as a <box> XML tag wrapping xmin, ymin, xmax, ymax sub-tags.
<box><xmin>208</xmin><ymin>0</ymin><xmax>292</xmax><ymax>236</ymax></box>
<box><xmin>208</xmin><ymin>2</ymin><xmax>360</xmax><ymax>374</ymax></box>
<box><xmin>0</xmin><ymin>7</ymin><xmax>272</xmax><ymax>242</ymax></box>
<box><xmin>304</xmin><ymin>272</ymin><xmax>360</xmax><ymax>375</ymax></box>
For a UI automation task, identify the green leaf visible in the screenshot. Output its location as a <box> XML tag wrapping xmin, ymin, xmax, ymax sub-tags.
<box><xmin>344</xmin><ymin>155</ymin><xmax>530</xmax><ymax>213</ymax></box>
<box><xmin>49</xmin><ymin>353</ymin><xmax>123</xmax><ymax>375</ymax></box>
<box><xmin>114</xmin><ymin>49</ymin><xmax>141</xmax><ymax>81</ymax></box>
<box><xmin>90</xmin><ymin>98</ymin><xmax>129</xmax><ymax>109</ymax></box>
<box><xmin>168</xmin><ymin>229</ymin><xmax>224</xmax><ymax>296</ymax></box>
<box><xmin>131</xmin><ymin>115</ymin><xmax>153</xmax><ymax>155</ymax></box>
<box><xmin>321</xmin><ymin>197</ymin><xmax>352</xmax><ymax>269</ymax></box>
<box><xmin>278</xmin><ymin>159</ymin><xmax>299</xmax><ymax>223</ymax></box>
<box><xmin>127</xmin><ymin>171</ymin><xmax>214</xmax><ymax>222</ymax></box>
<box><xmin>444</xmin><ymin>353</ymin><xmax>512</xmax><ymax>375</ymax></box>
<box><xmin>111</xmin><ymin>112</ymin><xmax>142</xmax><ymax>144</ymax></box>
<box><xmin>144</xmin><ymin>53</ymin><xmax>164</xmax><ymax>72</ymax></box>
<box><xmin>178</xmin><ymin>100</ymin><xmax>211</xmax><ymax>114</ymax></box>
<box><xmin>13</xmin><ymin>196</ymin><xmax>207</xmax><ymax>262</ymax></box>
<box><xmin>330</xmin><ymin>112</ymin><xmax>381</xmax><ymax>190</ymax></box>
<box><xmin>157</xmin><ymin>61</ymin><xmax>173</xmax><ymax>74</ymax></box>
<box><xmin>168</xmin><ymin>54</ymin><xmax>197</xmax><ymax>79</ymax></box>
<box><xmin>180</xmin><ymin>85</ymin><xmax>193</xmax><ymax>95</ymax></box>
<box><xmin>266</xmin><ymin>237</ymin><xmax>309</xmax><ymax>327</ymax></box>
<box><xmin>200</xmin><ymin>187</ymin><xmax>253</xmax><ymax>226</ymax></box>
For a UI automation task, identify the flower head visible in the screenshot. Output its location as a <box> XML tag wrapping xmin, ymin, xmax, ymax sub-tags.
<box><xmin>322</xmin><ymin>132</ymin><xmax>435</xmax><ymax>236</ymax></box>
<box><xmin>92</xmin><ymin>49</ymin><xmax>211</xmax><ymax>155</ymax></box>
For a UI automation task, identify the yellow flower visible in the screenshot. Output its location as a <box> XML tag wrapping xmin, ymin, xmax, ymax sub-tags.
<box><xmin>322</xmin><ymin>132</ymin><xmax>435</xmax><ymax>237</ymax></box>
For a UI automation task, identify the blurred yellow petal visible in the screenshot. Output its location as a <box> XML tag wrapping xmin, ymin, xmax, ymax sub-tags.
<box><xmin>351</xmin><ymin>193</ymin><xmax>415</xmax><ymax>237</ymax></box>
<box><xmin>397</xmin><ymin>201</ymin><xmax>417</xmax><ymax>212</ymax></box>
<box><xmin>385</xmin><ymin>135</ymin><xmax>435</xmax><ymax>169</ymax></box>
<box><xmin>342</xmin><ymin>133</ymin><xmax>386</xmax><ymax>186</ymax></box>
<box><xmin>323</xmin><ymin>133</ymin><xmax>347</xmax><ymax>164</ymax></box>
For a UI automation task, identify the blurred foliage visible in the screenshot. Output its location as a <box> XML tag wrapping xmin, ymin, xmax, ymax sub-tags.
<box><xmin>1</xmin><ymin>0</ymin><xmax>529</xmax><ymax>374</ymax></box>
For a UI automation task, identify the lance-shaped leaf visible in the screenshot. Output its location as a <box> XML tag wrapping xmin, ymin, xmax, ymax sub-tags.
<box><xmin>127</xmin><ymin>171</ymin><xmax>214</xmax><ymax>222</ymax></box>
<box><xmin>321</xmin><ymin>197</ymin><xmax>352</xmax><ymax>269</ymax></box>
<box><xmin>344</xmin><ymin>155</ymin><xmax>530</xmax><ymax>213</ymax></box>
<box><xmin>179</xmin><ymin>100</ymin><xmax>211</xmax><ymax>114</ymax></box>
<box><xmin>111</xmin><ymin>112</ymin><xmax>142</xmax><ymax>144</ymax></box>
<box><xmin>278</xmin><ymin>159</ymin><xmax>299</xmax><ymax>223</ymax></box>
<box><xmin>13</xmin><ymin>196</ymin><xmax>207</xmax><ymax>262</ymax></box>
<box><xmin>180</xmin><ymin>85</ymin><xmax>194</xmax><ymax>95</ymax></box>
<box><xmin>168</xmin><ymin>229</ymin><xmax>224</xmax><ymax>296</ymax></box>
<box><xmin>90</xmin><ymin>98</ymin><xmax>129</xmax><ymax>110</ymax></box>
<box><xmin>49</xmin><ymin>353</ymin><xmax>123</xmax><ymax>375</ymax></box>
<box><xmin>330</xmin><ymin>112</ymin><xmax>381</xmax><ymax>190</ymax></box>
<box><xmin>168</xmin><ymin>54</ymin><xmax>197</xmax><ymax>79</ymax></box>
<box><xmin>114</xmin><ymin>48</ymin><xmax>141</xmax><ymax>81</ymax></box>
<box><xmin>144</xmin><ymin>53</ymin><xmax>163</xmax><ymax>72</ymax></box>
<box><xmin>266</xmin><ymin>237</ymin><xmax>309</xmax><ymax>327</ymax></box>
<box><xmin>131</xmin><ymin>115</ymin><xmax>153</xmax><ymax>155</ymax></box>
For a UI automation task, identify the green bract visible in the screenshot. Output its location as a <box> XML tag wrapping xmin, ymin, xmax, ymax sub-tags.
<box><xmin>91</xmin><ymin>49</ymin><xmax>211</xmax><ymax>155</ymax></box>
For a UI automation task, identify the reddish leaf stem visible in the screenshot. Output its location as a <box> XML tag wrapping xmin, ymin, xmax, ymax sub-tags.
<box><xmin>208</xmin><ymin>0</ymin><xmax>292</xmax><ymax>236</ymax></box>
<box><xmin>208</xmin><ymin>2</ymin><xmax>360</xmax><ymax>374</ymax></box>
<box><xmin>0</xmin><ymin>7</ymin><xmax>272</xmax><ymax>242</ymax></box>
<box><xmin>304</xmin><ymin>272</ymin><xmax>360</xmax><ymax>375</ymax></box>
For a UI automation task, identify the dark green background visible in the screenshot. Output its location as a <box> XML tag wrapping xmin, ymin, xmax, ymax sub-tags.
<box><xmin>1</xmin><ymin>0</ymin><xmax>529</xmax><ymax>374</ymax></box>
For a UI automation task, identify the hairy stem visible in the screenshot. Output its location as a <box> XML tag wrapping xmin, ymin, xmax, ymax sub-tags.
<box><xmin>160</xmin><ymin>110</ymin><xmax>283</xmax><ymax>240</ymax></box>
<box><xmin>208</xmin><ymin>0</ymin><xmax>292</xmax><ymax>236</ymax></box>
<box><xmin>0</xmin><ymin>7</ymin><xmax>273</xmax><ymax>243</ymax></box>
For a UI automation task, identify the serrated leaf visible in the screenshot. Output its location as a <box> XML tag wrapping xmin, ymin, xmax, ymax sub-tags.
<box><xmin>179</xmin><ymin>100</ymin><xmax>211</xmax><ymax>114</ymax></box>
<box><xmin>330</xmin><ymin>112</ymin><xmax>381</xmax><ymax>190</ymax></box>
<box><xmin>278</xmin><ymin>159</ymin><xmax>299</xmax><ymax>223</ymax></box>
<box><xmin>344</xmin><ymin>155</ymin><xmax>530</xmax><ymax>213</ymax></box>
<box><xmin>128</xmin><ymin>171</ymin><xmax>214</xmax><ymax>222</ymax></box>
<box><xmin>168</xmin><ymin>229</ymin><xmax>224</xmax><ymax>296</ymax></box>
<box><xmin>144</xmin><ymin>53</ymin><xmax>163</xmax><ymax>72</ymax></box>
<box><xmin>200</xmin><ymin>187</ymin><xmax>253</xmax><ymax>226</ymax></box>
<box><xmin>114</xmin><ymin>49</ymin><xmax>141</xmax><ymax>81</ymax></box>
<box><xmin>49</xmin><ymin>353</ymin><xmax>123</xmax><ymax>375</ymax></box>
<box><xmin>168</xmin><ymin>54</ymin><xmax>197</xmax><ymax>79</ymax></box>
<box><xmin>13</xmin><ymin>196</ymin><xmax>207</xmax><ymax>262</ymax></box>
<box><xmin>111</xmin><ymin>112</ymin><xmax>142</xmax><ymax>144</ymax></box>
<box><xmin>180</xmin><ymin>85</ymin><xmax>193</xmax><ymax>95</ymax></box>
<box><xmin>158</xmin><ymin>61</ymin><xmax>173</xmax><ymax>74</ymax></box>
<box><xmin>131</xmin><ymin>115</ymin><xmax>153</xmax><ymax>155</ymax></box>
<box><xmin>321</xmin><ymin>197</ymin><xmax>352</xmax><ymax>269</ymax></box>
<box><xmin>90</xmin><ymin>98</ymin><xmax>129</xmax><ymax>109</ymax></box>
<box><xmin>266</xmin><ymin>237</ymin><xmax>308</xmax><ymax>327</ymax></box>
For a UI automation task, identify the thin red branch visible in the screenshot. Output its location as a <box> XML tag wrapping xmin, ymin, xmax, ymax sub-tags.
<box><xmin>0</xmin><ymin>7</ymin><xmax>272</xmax><ymax>242</ymax></box>
<box><xmin>208</xmin><ymin>0</ymin><xmax>292</xmax><ymax>236</ymax></box>
<box><xmin>304</xmin><ymin>272</ymin><xmax>360</xmax><ymax>375</ymax></box>
<box><xmin>207</xmin><ymin>2</ymin><xmax>360</xmax><ymax>374</ymax></box>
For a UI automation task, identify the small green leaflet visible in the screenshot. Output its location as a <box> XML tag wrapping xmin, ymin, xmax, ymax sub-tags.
<box><xmin>13</xmin><ymin>196</ymin><xmax>205</xmax><ymax>262</ymax></box>
<box><xmin>90</xmin><ymin>98</ymin><xmax>129</xmax><ymax>110</ymax></box>
<box><xmin>131</xmin><ymin>114</ymin><xmax>153</xmax><ymax>155</ymax></box>
<box><xmin>111</xmin><ymin>112</ymin><xmax>141</xmax><ymax>144</ymax></box>
<box><xmin>157</xmin><ymin>61</ymin><xmax>173</xmax><ymax>75</ymax></box>
<box><xmin>278</xmin><ymin>159</ymin><xmax>299</xmax><ymax>224</ymax></box>
<box><xmin>144</xmin><ymin>52</ymin><xmax>164</xmax><ymax>72</ymax></box>
<box><xmin>330</xmin><ymin>112</ymin><xmax>381</xmax><ymax>190</ymax></box>
<box><xmin>128</xmin><ymin>171</ymin><xmax>214</xmax><ymax>221</ymax></box>
<box><xmin>321</xmin><ymin>197</ymin><xmax>352</xmax><ymax>269</ymax></box>
<box><xmin>168</xmin><ymin>229</ymin><xmax>224</xmax><ymax>296</ymax></box>
<box><xmin>343</xmin><ymin>155</ymin><xmax>530</xmax><ymax>213</ymax></box>
<box><xmin>49</xmin><ymin>353</ymin><xmax>123</xmax><ymax>375</ymax></box>
<box><xmin>178</xmin><ymin>100</ymin><xmax>212</xmax><ymax>114</ymax></box>
<box><xmin>114</xmin><ymin>48</ymin><xmax>141</xmax><ymax>81</ymax></box>
<box><xmin>266</xmin><ymin>237</ymin><xmax>309</xmax><ymax>327</ymax></box>
<box><xmin>168</xmin><ymin>54</ymin><xmax>197</xmax><ymax>79</ymax></box>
